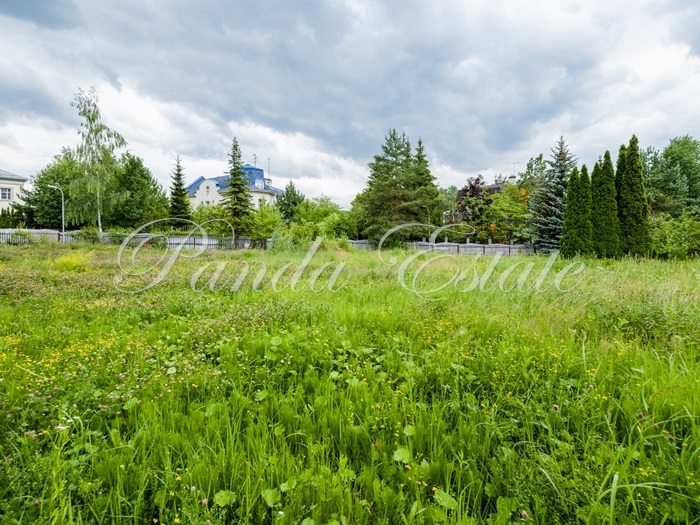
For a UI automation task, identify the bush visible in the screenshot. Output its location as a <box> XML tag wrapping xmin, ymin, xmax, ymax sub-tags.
<box><xmin>650</xmin><ymin>214</ymin><xmax>700</xmax><ymax>259</ymax></box>
<box><xmin>74</xmin><ymin>228</ymin><xmax>102</xmax><ymax>244</ymax></box>
<box><xmin>55</xmin><ymin>251</ymin><xmax>92</xmax><ymax>272</ymax></box>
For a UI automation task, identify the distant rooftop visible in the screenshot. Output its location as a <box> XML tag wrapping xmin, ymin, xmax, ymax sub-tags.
<box><xmin>0</xmin><ymin>169</ymin><xmax>28</xmax><ymax>182</ymax></box>
<box><xmin>185</xmin><ymin>164</ymin><xmax>283</xmax><ymax>196</ymax></box>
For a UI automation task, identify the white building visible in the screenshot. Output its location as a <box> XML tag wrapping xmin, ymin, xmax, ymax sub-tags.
<box><xmin>186</xmin><ymin>164</ymin><xmax>283</xmax><ymax>209</ymax></box>
<box><xmin>0</xmin><ymin>169</ymin><xmax>27</xmax><ymax>212</ymax></box>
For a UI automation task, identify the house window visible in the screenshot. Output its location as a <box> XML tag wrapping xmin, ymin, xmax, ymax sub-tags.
<box><xmin>0</xmin><ymin>188</ymin><xmax>11</xmax><ymax>200</ymax></box>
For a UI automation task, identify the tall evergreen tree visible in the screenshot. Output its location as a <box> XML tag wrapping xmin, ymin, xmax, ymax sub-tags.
<box><xmin>353</xmin><ymin>129</ymin><xmax>413</xmax><ymax>241</ymax></box>
<box><xmin>277</xmin><ymin>181</ymin><xmax>305</xmax><ymax>224</ymax></box>
<box><xmin>591</xmin><ymin>152</ymin><xmax>621</xmax><ymax>257</ymax></box>
<box><xmin>579</xmin><ymin>164</ymin><xmax>593</xmax><ymax>253</ymax></box>
<box><xmin>528</xmin><ymin>136</ymin><xmax>577</xmax><ymax>252</ymax></box>
<box><xmin>169</xmin><ymin>155</ymin><xmax>191</xmax><ymax>221</ymax></box>
<box><xmin>402</xmin><ymin>138</ymin><xmax>441</xmax><ymax>226</ymax></box>
<box><xmin>615</xmin><ymin>144</ymin><xmax>627</xmax><ymax>215</ymax></box>
<box><xmin>220</xmin><ymin>138</ymin><xmax>253</xmax><ymax>237</ymax></box>
<box><xmin>618</xmin><ymin>135</ymin><xmax>651</xmax><ymax>255</ymax></box>
<box><xmin>561</xmin><ymin>166</ymin><xmax>592</xmax><ymax>257</ymax></box>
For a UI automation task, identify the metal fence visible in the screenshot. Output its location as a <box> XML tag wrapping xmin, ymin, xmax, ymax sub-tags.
<box><xmin>407</xmin><ymin>241</ymin><xmax>535</xmax><ymax>256</ymax></box>
<box><xmin>348</xmin><ymin>239</ymin><xmax>535</xmax><ymax>256</ymax></box>
<box><xmin>0</xmin><ymin>230</ymin><xmax>271</xmax><ymax>250</ymax></box>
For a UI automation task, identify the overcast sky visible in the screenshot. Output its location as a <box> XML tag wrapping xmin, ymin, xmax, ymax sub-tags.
<box><xmin>1</xmin><ymin>0</ymin><xmax>699</xmax><ymax>207</ymax></box>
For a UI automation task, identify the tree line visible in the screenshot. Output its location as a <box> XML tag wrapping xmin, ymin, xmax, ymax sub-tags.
<box><xmin>7</xmin><ymin>88</ymin><xmax>700</xmax><ymax>258</ymax></box>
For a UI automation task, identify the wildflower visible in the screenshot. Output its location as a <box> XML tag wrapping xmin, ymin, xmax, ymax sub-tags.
<box><xmin>34</xmin><ymin>499</ymin><xmax>41</xmax><ymax>506</ymax></box>
<box><xmin>637</xmin><ymin>411</ymin><xmax>644</xmax><ymax>419</ymax></box>
<box><xmin>201</xmin><ymin>499</ymin><xmax>208</xmax><ymax>505</ymax></box>
<box><xmin>553</xmin><ymin>404</ymin><xmax>559</xmax><ymax>411</ymax></box>
<box><xmin>588</xmin><ymin>385</ymin><xmax>594</xmax><ymax>391</ymax></box>
<box><xmin>521</xmin><ymin>509</ymin><xmax>529</xmax><ymax>520</ymax></box>
<box><xmin>190</xmin><ymin>486</ymin><xmax>196</xmax><ymax>491</ymax></box>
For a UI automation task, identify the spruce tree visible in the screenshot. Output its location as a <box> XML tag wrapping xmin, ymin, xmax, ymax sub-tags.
<box><xmin>529</xmin><ymin>136</ymin><xmax>577</xmax><ymax>252</ymax></box>
<box><xmin>169</xmin><ymin>155</ymin><xmax>191</xmax><ymax>221</ymax></box>
<box><xmin>591</xmin><ymin>152</ymin><xmax>620</xmax><ymax>258</ymax></box>
<box><xmin>221</xmin><ymin>138</ymin><xmax>253</xmax><ymax>237</ymax></box>
<box><xmin>276</xmin><ymin>181</ymin><xmax>305</xmax><ymax>224</ymax></box>
<box><xmin>403</xmin><ymin>138</ymin><xmax>441</xmax><ymax>228</ymax></box>
<box><xmin>618</xmin><ymin>135</ymin><xmax>651</xmax><ymax>255</ymax></box>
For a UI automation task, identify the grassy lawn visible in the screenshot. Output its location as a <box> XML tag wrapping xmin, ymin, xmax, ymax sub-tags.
<box><xmin>1</xmin><ymin>244</ymin><xmax>699</xmax><ymax>524</ymax></box>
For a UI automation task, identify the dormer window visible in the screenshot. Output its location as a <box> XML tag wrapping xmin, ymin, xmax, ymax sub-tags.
<box><xmin>206</xmin><ymin>185</ymin><xmax>210</xmax><ymax>196</ymax></box>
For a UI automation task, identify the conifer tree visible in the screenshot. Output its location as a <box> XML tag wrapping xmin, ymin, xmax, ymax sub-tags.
<box><xmin>615</xmin><ymin>144</ymin><xmax>627</xmax><ymax>215</ymax></box>
<box><xmin>221</xmin><ymin>137</ymin><xmax>253</xmax><ymax>237</ymax></box>
<box><xmin>579</xmin><ymin>164</ymin><xmax>593</xmax><ymax>253</ymax></box>
<box><xmin>528</xmin><ymin>136</ymin><xmax>577</xmax><ymax>252</ymax></box>
<box><xmin>618</xmin><ymin>135</ymin><xmax>651</xmax><ymax>255</ymax></box>
<box><xmin>169</xmin><ymin>155</ymin><xmax>191</xmax><ymax>221</ymax></box>
<box><xmin>591</xmin><ymin>152</ymin><xmax>620</xmax><ymax>257</ymax></box>
<box><xmin>276</xmin><ymin>181</ymin><xmax>305</xmax><ymax>224</ymax></box>
<box><xmin>560</xmin><ymin>165</ymin><xmax>592</xmax><ymax>257</ymax></box>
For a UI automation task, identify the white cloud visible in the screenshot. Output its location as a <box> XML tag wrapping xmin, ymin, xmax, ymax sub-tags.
<box><xmin>1</xmin><ymin>0</ymin><xmax>699</xmax><ymax>203</ymax></box>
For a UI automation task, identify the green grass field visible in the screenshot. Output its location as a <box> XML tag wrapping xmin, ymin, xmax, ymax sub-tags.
<box><xmin>1</xmin><ymin>244</ymin><xmax>699</xmax><ymax>524</ymax></box>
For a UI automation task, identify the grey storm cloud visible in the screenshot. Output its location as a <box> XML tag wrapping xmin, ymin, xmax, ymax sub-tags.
<box><xmin>1</xmin><ymin>0</ymin><xmax>699</xmax><ymax>194</ymax></box>
<box><xmin>0</xmin><ymin>0</ymin><xmax>82</xmax><ymax>28</ymax></box>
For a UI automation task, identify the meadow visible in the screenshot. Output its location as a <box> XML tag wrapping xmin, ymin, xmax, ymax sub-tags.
<box><xmin>1</xmin><ymin>243</ymin><xmax>699</xmax><ymax>524</ymax></box>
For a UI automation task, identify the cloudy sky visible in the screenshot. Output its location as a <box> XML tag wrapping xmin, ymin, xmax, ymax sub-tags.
<box><xmin>1</xmin><ymin>0</ymin><xmax>699</xmax><ymax>207</ymax></box>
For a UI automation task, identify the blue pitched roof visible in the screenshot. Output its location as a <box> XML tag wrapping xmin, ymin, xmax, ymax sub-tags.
<box><xmin>185</xmin><ymin>164</ymin><xmax>283</xmax><ymax>196</ymax></box>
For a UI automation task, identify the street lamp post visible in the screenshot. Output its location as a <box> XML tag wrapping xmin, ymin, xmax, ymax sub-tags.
<box><xmin>47</xmin><ymin>185</ymin><xmax>65</xmax><ymax>242</ymax></box>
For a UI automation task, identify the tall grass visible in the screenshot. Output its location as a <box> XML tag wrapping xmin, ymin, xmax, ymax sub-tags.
<box><xmin>0</xmin><ymin>244</ymin><xmax>699</xmax><ymax>524</ymax></box>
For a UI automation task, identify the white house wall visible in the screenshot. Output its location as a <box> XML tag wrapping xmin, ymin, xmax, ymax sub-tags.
<box><xmin>189</xmin><ymin>184</ymin><xmax>277</xmax><ymax>209</ymax></box>
<box><xmin>0</xmin><ymin>179</ymin><xmax>25</xmax><ymax>211</ymax></box>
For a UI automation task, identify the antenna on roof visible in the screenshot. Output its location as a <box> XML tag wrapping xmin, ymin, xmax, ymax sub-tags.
<box><xmin>253</xmin><ymin>154</ymin><xmax>257</xmax><ymax>167</ymax></box>
<box><xmin>267</xmin><ymin>157</ymin><xmax>270</xmax><ymax>177</ymax></box>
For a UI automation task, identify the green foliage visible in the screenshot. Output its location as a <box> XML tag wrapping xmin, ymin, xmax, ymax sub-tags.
<box><xmin>191</xmin><ymin>204</ymin><xmax>235</xmax><ymax>236</ymax></box>
<box><xmin>643</xmin><ymin>146</ymin><xmax>689</xmax><ymax>217</ymax></box>
<box><xmin>438</xmin><ymin>185</ymin><xmax>459</xmax><ymax>224</ymax></box>
<box><xmin>109</xmin><ymin>153</ymin><xmax>169</xmax><ymax>229</ymax></box>
<box><xmin>2</xmin><ymin>246</ymin><xmax>700</xmax><ymax>523</ymax></box>
<box><xmin>518</xmin><ymin>154</ymin><xmax>546</xmax><ymax>193</ymax></box>
<box><xmin>591</xmin><ymin>152</ymin><xmax>621</xmax><ymax>258</ymax></box>
<box><xmin>353</xmin><ymin>130</ymin><xmax>440</xmax><ymax>241</ymax></box>
<box><xmin>643</xmin><ymin>136</ymin><xmax>700</xmax><ymax>216</ymax></box>
<box><xmin>618</xmin><ymin>136</ymin><xmax>652</xmax><ymax>255</ymax></box>
<box><xmin>561</xmin><ymin>165</ymin><xmax>593</xmax><ymax>257</ymax></box>
<box><xmin>663</xmin><ymin>135</ymin><xmax>700</xmax><ymax>212</ymax></box>
<box><xmin>277</xmin><ymin>181</ymin><xmax>305</xmax><ymax>224</ymax></box>
<box><xmin>650</xmin><ymin>213</ymin><xmax>700</xmax><ymax>259</ymax></box>
<box><xmin>529</xmin><ymin>136</ymin><xmax>577</xmax><ymax>252</ymax></box>
<box><xmin>169</xmin><ymin>155</ymin><xmax>192</xmax><ymax>221</ymax></box>
<box><xmin>251</xmin><ymin>200</ymin><xmax>284</xmax><ymax>238</ymax></box>
<box><xmin>0</xmin><ymin>207</ymin><xmax>21</xmax><ymax>228</ymax></box>
<box><xmin>69</xmin><ymin>87</ymin><xmax>127</xmax><ymax>233</ymax></box>
<box><xmin>483</xmin><ymin>183</ymin><xmax>531</xmax><ymax>243</ymax></box>
<box><xmin>220</xmin><ymin>138</ymin><xmax>253</xmax><ymax>236</ymax></box>
<box><xmin>16</xmin><ymin>151</ymin><xmax>77</xmax><ymax>229</ymax></box>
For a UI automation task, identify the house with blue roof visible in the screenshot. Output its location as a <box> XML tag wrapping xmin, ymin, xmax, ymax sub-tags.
<box><xmin>185</xmin><ymin>164</ymin><xmax>283</xmax><ymax>209</ymax></box>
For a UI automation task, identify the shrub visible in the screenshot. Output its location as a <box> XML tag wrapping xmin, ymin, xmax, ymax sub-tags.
<box><xmin>55</xmin><ymin>251</ymin><xmax>93</xmax><ymax>272</ymax></box>
<box><xmin>650</xmin><ymin>214</ymin><xmax>700</xmax><ymax>259</ymax></box>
